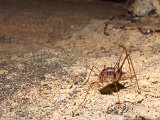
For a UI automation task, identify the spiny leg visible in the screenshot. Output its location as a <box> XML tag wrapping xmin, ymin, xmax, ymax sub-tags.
<box><xmin>127</xmin><ymin>57</ymin><xmax>133</xmax><ymax>82</ymax></box>
<box><xmin>116</xmin><ymin>46</ymin><xmax>130</xmax><ymax>71</ymax></box>
<box><xmin>114</xmin><ymin>83</ymin><xmax>121</xmax><ymax>104</ymax></box>
<box><xmin>121</xmin><ymin>47</ymin><xmax>140</xmax><ymax>93</ymax></box>
<box><xmin>114</xmin><ymin>54</ymin><xmax>122</xmax><ymax>70</ymax></box>
<box><xmin>72</xmin><ymin>65</ymin><xmax>99</xmax><ymax>92</ymax></box>
<box><xmin>80</xmin><ymin>65</ymin><xmax>100</xmax><ymax>87</ymax></box>
<box><xmin>72</xmin><ymin>65</ymin><xmax>101</xmax><ymax>116</ymax></box>
<box><xmin>72</xmin><ymin>81</ymin><xmax>99</xmax><ymax>116</ymax></box>
<box><xmin>121</xmin><ymin>75</ymin><xmax>137</xmax><ymax>81</ymax></box>
<box><xmin>128</xmin><ymin>55</ymin><xmax>140</xmax><ymax>93</ymax></box>
<box><xmin>114</xmin><ymin>47</ymin><xmax>132</xmax><ymax>82</ymax></box>
<box><xmin>114</xmin><ymin>47</ymin><xmax>129</xmax><ymax>73</ymax></box>
<box><xmin>123</xmin><ymin>47</ymin><xmax>133</xmax><ymax>82</ymax></box>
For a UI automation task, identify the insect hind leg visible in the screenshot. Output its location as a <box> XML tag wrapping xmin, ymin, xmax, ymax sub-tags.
<box><xmin>119</xmin><ymin>47</ymin><xmax>140</xmax><ymax>93</ymax></box>
<box><xmin>128</xmin><ymin>55</ymin><xmax>141</xmax><ymax>93</ymax></box>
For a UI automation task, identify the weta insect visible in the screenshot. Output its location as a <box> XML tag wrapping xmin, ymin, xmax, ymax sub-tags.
<box><xmin>72</xmin><ymin>47</ymin><xmax>140</xmax><ymax>116</ymax></box>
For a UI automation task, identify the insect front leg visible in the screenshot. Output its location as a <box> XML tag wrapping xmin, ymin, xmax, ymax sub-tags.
<box><xmin>80</xmin><ymin>65</ymin><xmax>100</xmax><ymax>87</ymax></box>
<box><xmin>72</xmin><ymin>81</ymin><xmax>100</xmax><ymax>117</ymax></box>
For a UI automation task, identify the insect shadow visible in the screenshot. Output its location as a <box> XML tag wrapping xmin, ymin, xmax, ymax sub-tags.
<box><xmin>99</xmin><ymin>82</ymin><xmax>126</xmax><ymax>95</ymax></box>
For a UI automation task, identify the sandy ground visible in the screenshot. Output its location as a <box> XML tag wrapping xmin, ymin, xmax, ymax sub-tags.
<box><xmin>0</xmin><ymin>0</ymin><xmax>160</xmax><ymax>120</ymax></box>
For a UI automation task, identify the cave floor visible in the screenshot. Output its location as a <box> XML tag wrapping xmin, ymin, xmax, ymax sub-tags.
<box><xmin>0</xmin><ymin>0</ymin><xmax>160</xmax><ymax>120</ymax></box>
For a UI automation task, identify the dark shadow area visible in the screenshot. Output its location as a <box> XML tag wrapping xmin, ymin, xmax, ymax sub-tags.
<box><xmin>0</xmin><ymin>0</ymin><xmax>127</xmax><ymax>44</ymax></box>
<box><xmin>99</xmin><ymin>82</ymin><xmax>126</xmax><ymax>95</ymax></box>
<box><xmin>0</xmin><ymin>0</ymin><xmax>128</xmax><ymax>55</ymax></box>
<box><xmin>100</xmin><ymin>0</ymin><xmax>127</xmax><ymax>3</ymax></box>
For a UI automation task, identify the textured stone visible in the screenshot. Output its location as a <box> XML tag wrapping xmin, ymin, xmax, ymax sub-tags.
<box><xmin>126</xmin><ymin>0</ymin><xmax>160</xmax><ymax>16</ymax></box>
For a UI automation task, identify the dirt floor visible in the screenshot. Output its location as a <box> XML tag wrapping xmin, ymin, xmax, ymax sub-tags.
<box><xmin>0</xmin><ymin>0</ymin><xmax>160</xmax><ymax>120</ymax></box>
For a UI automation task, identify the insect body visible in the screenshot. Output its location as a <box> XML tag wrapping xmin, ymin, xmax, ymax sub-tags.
<box><xmin>99</xmin><ymin>67</ymin><xmax>120</xmax><ymax>83</ymax></box>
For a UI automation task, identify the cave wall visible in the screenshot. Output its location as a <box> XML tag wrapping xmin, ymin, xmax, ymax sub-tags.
<box><xmin>126</xmin><ymin>0</ymin><xmax>160</xmax><ymax>16</ymax></box>
<box><xmin>61</xmin><ymin>0</ymin><xmax>160</xmax><ymax>16</ymax></box>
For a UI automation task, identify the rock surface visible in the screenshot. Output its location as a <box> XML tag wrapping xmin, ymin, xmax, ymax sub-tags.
<box><xmin>0</xmin><ymin>0</ymin><xmax>160</xmax><ymax>120</ymax></box>
<box><xmin>126</xmin><ymin>0</ymin><xmax>160</xmax><ymax>16</ymax></box>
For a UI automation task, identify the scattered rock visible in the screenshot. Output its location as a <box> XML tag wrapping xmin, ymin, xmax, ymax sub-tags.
<box><xmin>15</xmin><ymin>110</ymin><xmax>28</xmax><ymax>117</ymax></box>
<box><xmin>0</xmin><ymin>69</ymin><xmax>8</xmax><ymax>75</ymax></box>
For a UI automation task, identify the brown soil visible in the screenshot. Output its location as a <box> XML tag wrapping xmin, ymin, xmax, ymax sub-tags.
<box><xmin>0</xmin><ymin>0</ymin><xmax>160</xmax><ymax>120</ymax></box>
<box><xmin>0</xmin><ymin>0</ymin><xmax>126</xmax><ymax>53</ymax></box>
